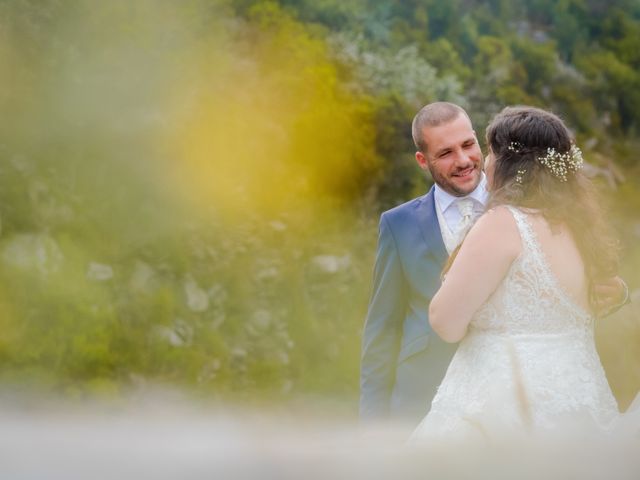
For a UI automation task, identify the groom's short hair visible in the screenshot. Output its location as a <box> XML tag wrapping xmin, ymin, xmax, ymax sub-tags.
<box><xmin>412</xmin><ymin>102</ymin><xmax>471</xmax><ymax>153</ymax></box>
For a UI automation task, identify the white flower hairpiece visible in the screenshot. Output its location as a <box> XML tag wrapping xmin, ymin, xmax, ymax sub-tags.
<box><xmin>507</xmin><ymin>142</ymin><xmax>523</xmax><ymax>153</ymax></box>
<box><xmin>537</xmin><ymin>145</ymin><xmax>583</xmax><ymax>182</ymax></box>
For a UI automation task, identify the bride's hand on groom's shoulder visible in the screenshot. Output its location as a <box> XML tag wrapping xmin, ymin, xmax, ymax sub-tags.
<box><xmin>593</xmin><ymin>276</ymin><xmax>630</xmax><ymax>317</ymax></box>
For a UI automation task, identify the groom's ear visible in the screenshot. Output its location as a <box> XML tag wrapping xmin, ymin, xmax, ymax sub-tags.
<box><xmin>415</xmin><ymin>151</ymin><xmax>428</xmax><ymax>171</ymax></box>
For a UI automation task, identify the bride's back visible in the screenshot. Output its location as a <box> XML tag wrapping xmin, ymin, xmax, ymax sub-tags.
<box><xmin>525</xmin><ymin>212</ymin><xmax>590</xmax><ymax>313</ymax></box>
<box><xmin>467</xmin><ymin>206</ymin><xmax>595</xmax><ymax>337</ymax></box>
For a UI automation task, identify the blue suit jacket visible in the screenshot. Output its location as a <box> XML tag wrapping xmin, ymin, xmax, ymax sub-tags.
<box><xmin>360</xmin><ymin>187</ymin><xmax>458</xmax><ymax>423</ymax></box>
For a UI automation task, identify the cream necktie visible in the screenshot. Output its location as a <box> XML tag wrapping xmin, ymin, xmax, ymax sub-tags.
<box><xmin>455</xmin><ymin>198</ymin><xmax>475</xmax><ymax>245</ymax></box>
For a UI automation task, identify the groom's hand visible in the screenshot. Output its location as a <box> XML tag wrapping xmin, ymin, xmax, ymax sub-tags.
<box><xmin>593</xmin><ymin>276</ymin><xmax>629</xmax><ymax>317</ymax></box>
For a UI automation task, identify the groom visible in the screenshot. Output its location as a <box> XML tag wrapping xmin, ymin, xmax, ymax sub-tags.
<box><xmin>359</xmin><ymin>102</ymin><xmax>628</xmax><ymax>425</ymax></box>
<box><xmin>360</xmin><ymin>102</ymin><xmax>486</xmax><ymax>424</ymax></box>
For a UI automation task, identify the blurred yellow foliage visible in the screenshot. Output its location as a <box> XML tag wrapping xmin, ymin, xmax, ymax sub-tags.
<box><xmin>166</xmin><ymin>3</ymin><xmax>379</xmax><ymax>217</ymax></box>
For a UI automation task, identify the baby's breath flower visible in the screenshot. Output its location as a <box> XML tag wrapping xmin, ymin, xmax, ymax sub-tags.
<box><xmin>508</xmin><ymin>142</ymin><xmax>523</xmax><ymax>153</ymax></box>
<box><xmin>537</xmin><ymin>145</ymin><xmax>583</xmax><ymax>182</ymax></box>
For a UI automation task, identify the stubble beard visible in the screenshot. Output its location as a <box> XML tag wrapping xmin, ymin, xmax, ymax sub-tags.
<box><xmin>430</xmin><ymin>166</ymin><xmax>481</xmax><ymax>197</ymax></box>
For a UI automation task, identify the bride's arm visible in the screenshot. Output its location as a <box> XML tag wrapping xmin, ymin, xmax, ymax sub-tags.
<box><xmin>429</xmin><ymin>206</ymin><xmax>521</xmax><ymax>343</ymax></box>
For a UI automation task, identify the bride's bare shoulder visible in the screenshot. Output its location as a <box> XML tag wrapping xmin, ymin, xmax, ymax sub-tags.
<box><xmin>465</xmin><ymin>205</ymin><xmax>521</xmax><ymax>257</ymax></box>
<box><xmin>473</xmin><ymin>204</ymin><xmax>520</xmax><ymax>229</ymax></box>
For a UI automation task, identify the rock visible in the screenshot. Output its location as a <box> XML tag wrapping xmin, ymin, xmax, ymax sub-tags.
<box><xmin>251</xmin><ymin>310</ymin><xmax>271</xmax><ymax>330</ymax></box>
<box><xmin>154</xmin><ymin>325</ymin><xmax>183</xmax><ymax>347</ymax></box>
<box><xmin>311</xmin><ymin>254</ymin><xmax>351</xmax><ymax>274</ymax></box>
<box><xmin>256</xmin><ymin>266</ymin><xmax>279</xmax><ymax>280</ymax></box>
<box><xmin>130</xmin><ymin>261</ymin><xmax>155</xmax><ymax>291</ymax></box>
<box><xmin>184</xmin><ymin>276</ymin><xmax>209</xmax><ymax>312</ymax></box>
<box><xmin>155</xmin><ymin>319</ymin><xmax>193</xmax><ymax>347</ymax></box>
<box><xmin>2</xmin><ymin>233</ymin><xmax>64</xmax><ymax>275</ymax></box>
<box><xmin>269</xmin><ymin>220</ymin><xmax>287</xmax><ymax>231</ymax></box>
<box><xmin>87</xmin><ymin>262</ymin><xmax>114</xmax><ymax>281</ymax></box>
<box><xmin>231</xmin><ymin>348</ymin><xmax>247</xmax><ymax>358</ymax></box>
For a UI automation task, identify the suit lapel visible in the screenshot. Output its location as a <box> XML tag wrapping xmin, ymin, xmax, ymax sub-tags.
<box><xmin>415</xmin><ymin>187</ymin><xmax>448</xmax><ymax>264</ymax></box>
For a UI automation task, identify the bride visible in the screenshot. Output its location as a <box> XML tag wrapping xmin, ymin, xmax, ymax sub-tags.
<box><xmin>411</xmin><ymin>106</ymin><xmax>634</xmax><ymax>441</ymax></box>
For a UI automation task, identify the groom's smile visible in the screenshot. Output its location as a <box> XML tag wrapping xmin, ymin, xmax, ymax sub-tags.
<box><xmin>454</xmin><ymin>167</ymin><xmax>475</xmax><ymax>178</ymax></box>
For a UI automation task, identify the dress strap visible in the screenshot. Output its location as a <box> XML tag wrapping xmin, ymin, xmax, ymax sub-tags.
<box><xmin>504</xmin><ymin>205</ymin><xmax>536</xmax><ymax>255</ymax></box>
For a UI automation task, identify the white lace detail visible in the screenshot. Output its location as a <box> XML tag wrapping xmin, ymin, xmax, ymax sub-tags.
<box><xmin>411</xmin><ymin>206</ymin><xmax>619</xmax><ymax>442</ymax></box>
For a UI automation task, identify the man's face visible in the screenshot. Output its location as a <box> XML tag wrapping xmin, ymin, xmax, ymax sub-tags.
<box><xmin>415</xmin><ymin>114</ymin><xmax>484</xmax><ymax>196</ymax></box>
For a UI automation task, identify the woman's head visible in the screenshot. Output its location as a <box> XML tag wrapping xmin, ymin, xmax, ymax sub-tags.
<box><xmin>484</xmin><ymin>105</ymin><xmax>619</xmax><ymax>303</ymax></box>
<box><xmin>485</xmin><ymin>106</ymin><xmax>580</xmax><ymax>195</ymax></box>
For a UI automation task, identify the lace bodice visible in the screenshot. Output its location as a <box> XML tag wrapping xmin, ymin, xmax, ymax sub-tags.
<box><xmin>411</xmin><ymin>207</ymin><xmax>619</xmax><ymax>442</ymax></box>
<box><xmin>471</xmin><ymin>206</ymin><xmax>594</xmax><ymax>336</ymax></box>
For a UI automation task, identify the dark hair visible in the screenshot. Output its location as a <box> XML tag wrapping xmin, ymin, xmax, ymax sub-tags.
<box><xmin>412</xmin><ymin>102</ymin><xmax>470</xmax><ymax>152</ymax></box>
<box><xmin>485</xmin><ymin>106</ymin><xmax>618</xmax><ymax>306</ymax></box>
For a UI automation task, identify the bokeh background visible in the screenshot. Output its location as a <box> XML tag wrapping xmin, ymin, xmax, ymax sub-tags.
<box><xmin>1</xmin><ymin>0</ymin><xmax>639</xmax><ymax>415</ymax></box>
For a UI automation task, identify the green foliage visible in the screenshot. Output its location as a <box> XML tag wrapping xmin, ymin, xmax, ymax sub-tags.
<box><xmin>0</xmin><ymin>0</ymin><xmax>639</xmax><ymax>409</ymax></box>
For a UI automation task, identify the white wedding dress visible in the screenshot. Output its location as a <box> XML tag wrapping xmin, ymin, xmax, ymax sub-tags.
<box><xmin>411</xmin><ymin>206</ymin><xmax>624</xmax><ymax>442</ymax></box>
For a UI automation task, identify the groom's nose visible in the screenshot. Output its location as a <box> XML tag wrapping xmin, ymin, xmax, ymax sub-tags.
<box><xmin>453</xmin><ymin>149</ymin><xmax>473</xmax><ymax>167</ymax></box>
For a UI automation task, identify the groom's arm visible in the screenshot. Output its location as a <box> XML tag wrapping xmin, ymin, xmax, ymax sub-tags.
<box><xmin>360</xmin><ymin>214</ymin><xmax>406</xmax><ymax>421</ymax></box>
